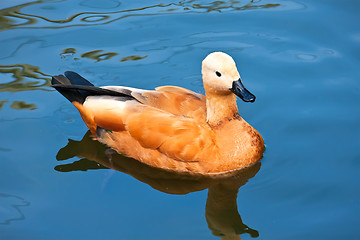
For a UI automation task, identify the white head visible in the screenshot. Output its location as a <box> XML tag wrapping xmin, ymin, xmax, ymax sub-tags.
<box><xmin>201</xmin><ymin>52</ymin><xmax>255</xmax><ymax>102</ymax></box>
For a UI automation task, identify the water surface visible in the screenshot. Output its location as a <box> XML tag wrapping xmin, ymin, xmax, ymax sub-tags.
<box><xmin>1</xmin><ymin>0</ymin><xmax>360</xmax><ymax>239</ymax></box>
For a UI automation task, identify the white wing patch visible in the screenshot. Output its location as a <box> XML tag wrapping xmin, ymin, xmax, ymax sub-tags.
<box><xmin>101</xmin><ymin>86</ymin><xmax>147</xmax><ymax>94</ymax></box>
<box><xmin>83</xmin><ymin>95</ymin><xmax>136</xmax><ymax>113</ymax></box>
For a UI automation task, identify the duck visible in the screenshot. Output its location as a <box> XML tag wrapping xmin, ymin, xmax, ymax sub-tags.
<box><xmin>52</xmin><ymin>52</ymin><xmax>264</xmax><ymax>174</ymax></box>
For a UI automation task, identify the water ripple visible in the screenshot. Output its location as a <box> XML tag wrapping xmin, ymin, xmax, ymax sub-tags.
<box><xmin>0</xmin><ymin>0</ymin><xmax>305</xmax><ymax>31</ymax></box>
<box><xmin>0</xmin><ymin>193</ymin><xmax>30</xmax><ymax>225</ymax></box>
<box><xmin>60</xmin><ymin>47</ymin><xmax>148</xmax><ymax>62</ymax></box>
<box><xmin>0</xmin><ymin>63</ymin><xmax>51</xmax><ymax>92</ymax></box>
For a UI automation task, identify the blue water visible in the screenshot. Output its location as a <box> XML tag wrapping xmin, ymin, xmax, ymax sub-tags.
<box><xmin>1</xmin><ymin>0</ymin><xmax>360</xmax><ymax>239</ymax></box>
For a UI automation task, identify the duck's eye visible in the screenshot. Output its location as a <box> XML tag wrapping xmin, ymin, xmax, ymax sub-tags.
<box><xmin>216</xmin><ymin>71</ymin><xmax>222</xmax><ymax>77</ymax></box>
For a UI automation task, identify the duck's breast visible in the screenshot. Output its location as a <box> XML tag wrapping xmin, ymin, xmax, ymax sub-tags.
<box><xmin>214</xmin><ymin>118</ymin><xmax>264</xmax><ymax>170</ymax></box>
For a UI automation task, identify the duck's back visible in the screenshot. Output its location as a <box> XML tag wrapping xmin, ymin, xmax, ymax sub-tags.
<box><xmin>102</xmin><ymin>85</ymin><xmax>207</xmax><ymax>122</ymax></box>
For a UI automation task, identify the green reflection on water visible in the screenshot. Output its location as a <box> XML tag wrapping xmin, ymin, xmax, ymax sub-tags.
<box><xmin>0</xmin><ymin>1</ymin><xmax>39</xmax><ymax>31</ymax></box>
<box><xmin>60</xmin><ymin>48</ymin><xmax>147</xmax><ymax>62</ymax></box>
<box><xmin>190</xmin><ymin>0</ymin><xmax>280</xmax><ymax>13</ymax></box>
<box><xmin>120</xmin><ymin>55</ymin><xmax>148</xmax><ymax>62</ymax></box>
<box><xmin>10</xmin><ymin>101</ymin><xmax>37</xmax><ymax>110</ymax></box>
<box><xmin>0</xmin><ymin>100</ymin><xmax>8</xmax><ymax>110</ymax></box>
<box><xmin>0</xmin><ymin>0</ymin><xmax>280</xmax><ymax>31</ymax></box>
<box><xmin>60</xmin><ymin>48</ymin><xmax>77</xmax><ymax>58</ymax></box>
<box><xmin>81</xmin><ymin>50</ymin><xmax>118</xmax><ymax>62</ymax></box>
<box><xmin>0</xmin><ymin>64</ymin><xmax>51</xmax><ymax>92</ymax></box>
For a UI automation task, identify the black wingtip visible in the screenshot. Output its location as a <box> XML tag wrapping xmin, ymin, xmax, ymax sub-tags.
<box><xmin>64</xmin><ymin>71</ymin><xmax>94</xmax><ymax>86</ymax></box>
<box><xmin>51</xmin><ymin>74</ymin><xmax>88</xmax><ymax>104</ymax></box>
<box><xmin>52</xmin><ymin>71</ymin><xmax>138</xmax><ymax>104</ymax></box>
<box><xmin>51</xmin><ymin>74</ymin><xmax>70</xmax><ymax>86</ymax></box>
<box><xmin>51</xmin><ymin>72</ymin><xmax>94</xmax><ymax>104</ymax></box>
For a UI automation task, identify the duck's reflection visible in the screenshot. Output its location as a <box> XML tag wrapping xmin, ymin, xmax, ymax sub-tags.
<box><xmin>55</xmin><ymin>131</ymin><xmax>261</xmax><ymax>239</ymax></box>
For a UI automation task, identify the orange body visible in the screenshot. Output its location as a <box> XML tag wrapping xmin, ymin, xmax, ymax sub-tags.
<box><xmin>72</xmin><ymin>86</ymin><xmax>264</xmax><ymax>174</ymax></box>
<box><xmin>53</xmin><ymin>52</ymin><xmax>265</xmax><ymax>174</ymax></box>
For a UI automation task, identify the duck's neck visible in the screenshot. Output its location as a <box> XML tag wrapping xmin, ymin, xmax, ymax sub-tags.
<box><xmin>205</xmin><ymin>87</ymin><xmax>239</xmax><ymax>127</ymax></box>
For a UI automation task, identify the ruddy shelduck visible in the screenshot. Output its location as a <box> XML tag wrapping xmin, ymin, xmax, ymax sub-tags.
<box><xmin>52</xmin><ymin>52</ymin><xmax>264</xmax><ymax>174</ymax></box>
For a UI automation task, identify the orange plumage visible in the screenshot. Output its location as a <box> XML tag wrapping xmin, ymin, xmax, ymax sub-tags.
<box><xmin>52</xmin><ymin>52</ymin><xmax>264</xmax><ymax>174</ymax></box>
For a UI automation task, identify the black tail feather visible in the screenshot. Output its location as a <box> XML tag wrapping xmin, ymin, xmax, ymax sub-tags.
<box><xmin>64</xmin><ymin>71</ymin><xmax>94</xmax><ymax>86</ymax></box>
<box><xmin>51</xmin><ymin>74</ymin><xmax>71</xmax><ymax>85</ymax></box>
<box><xmin>52</xmin><ymin>72</ymin><xmax>136</xmax><ymax>104</ymax></box>
<box><xmin>52</xmin><ymin>75</ymin><xmax>88</xmax><ymax>103</ymax></box>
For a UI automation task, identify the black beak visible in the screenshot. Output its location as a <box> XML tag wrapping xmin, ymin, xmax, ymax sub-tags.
<box><xmin>230</xmin><ymin>78</ymin><xmax>256</xmax><ymax>102</ymax></box>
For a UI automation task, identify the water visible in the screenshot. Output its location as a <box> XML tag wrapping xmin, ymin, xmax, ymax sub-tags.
<box><xmin>1</xmin><ymin>0</ymin><xmax>360</xmax><ymax>239</ymax></box>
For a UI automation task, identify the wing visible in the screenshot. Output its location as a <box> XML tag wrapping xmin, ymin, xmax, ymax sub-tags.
<box><xmin>101</xmin><ymin>85</ymin><xmax>207</xmax><ymax>122</ymax></box>
<box><xmin>77</xmin><ymin>96</ymin><xmax>217</xmax><ymax>163</ymax></box>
